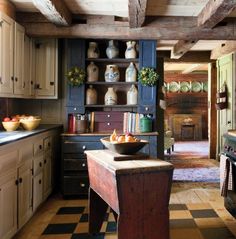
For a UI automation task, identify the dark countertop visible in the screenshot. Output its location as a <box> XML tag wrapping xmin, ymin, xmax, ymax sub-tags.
<box><xmin>0</xmin><ymin>124</ymin><xmax>63</xmax><ymax>146</ymax></box>
<box><xmin>61</xmin><ymin>131</ymin><xmax>159</xmax><ymax>136</ymax></box>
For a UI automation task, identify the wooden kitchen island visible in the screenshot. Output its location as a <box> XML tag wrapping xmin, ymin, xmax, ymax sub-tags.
<box><xmin>85</xmin><ymin>150</ymin><xmax>174</xmax><ymax>239</ymax></box>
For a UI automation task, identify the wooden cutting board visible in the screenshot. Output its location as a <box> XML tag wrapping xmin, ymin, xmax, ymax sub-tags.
<box><xmin>103</xmin><ymin>149</ymin><xmax>149</xmax><ymax>161</ymax></box>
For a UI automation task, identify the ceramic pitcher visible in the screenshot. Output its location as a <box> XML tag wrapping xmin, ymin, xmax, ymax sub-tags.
<box><xmin>125</xmin><ymin>62</ymin><xmax>137</xmax><ymax>82</ymax></box>
<box><xmin>125</xmin><ymin>41</ymin><xmax>137</xmax><ymax>59</ymax></box>
<box><xmin>127</xmin><ymin>84</ymin><xmax>138</xmax><ymax>105</ymax></box>
<box><xmin>104</xmin><ymin>65</ymin><xmax>120</xmax><ymax>82</ymax></box>
<box><xmin>104</xmin><ymin>87</ymin><xmax>117</xmax><ymax>105</ymax></box>
<box><xmin>87</xmin><ymin>42</ymin><xmax>100</xmax><ymax>58</ymax></box>
<box><xmin>106</xmin><ymin>40</ymin><xmax>119</xmax><ymax>59</ymax></box>
<box><xmin>87</xmin><ymin>62</ymin><xmax>99</xmax><ymax>82</ymax></box>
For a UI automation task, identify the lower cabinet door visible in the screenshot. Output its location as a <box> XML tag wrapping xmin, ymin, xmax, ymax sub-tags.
<box><xmin>43</xmin><ymin>154</ymin><xmax>52</xmax><ymax>200</ymax></box>
<box><xmin>0</xmin><ymin>171</ymin><xmax>17</xmax><ymax>239</ymax></box>
<box><xmin>18</xmin><ymin>160</ymin><xmax>33</xmax><ymax>228</ymax></box>
<box><xmin>33</xmin><ymin>172</ymin><xmax>43</xmax><ymax>211</ymax></box>
<box><xmin>63</xmin><ymin>175</ymin><xmax>89</xmax><ymax>196</ymax></box>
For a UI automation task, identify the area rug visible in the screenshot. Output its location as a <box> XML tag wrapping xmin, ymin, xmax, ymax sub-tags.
<box><xmin>173</xmin><ymin>167</ymin><xmax>220</xmax><ymax>183</ymax></box>
<box><xmin>41</xmin><ymin>204</ymin><xmax>236</xmax><ymax>239</ymax></box>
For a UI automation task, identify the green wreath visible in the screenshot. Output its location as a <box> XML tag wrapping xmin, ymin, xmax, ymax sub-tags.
<box><xmin>138</xmin><ymin>67</ymin><xmax>159</xmax><ymax>86</ymax></box>
<box><xmin>66</xmin><ymin>66</ymin><xmax>86</xmax><ymax>87</ymax></box>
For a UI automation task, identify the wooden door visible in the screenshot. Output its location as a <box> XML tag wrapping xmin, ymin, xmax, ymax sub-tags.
<box><xmin>35</xmin><ymin>39</ymin><xmax>58</xmax><ymax>98</ymax></box>
<box><xmin>0</xmin><ymin>171</ymin><xmax>17</xmax><ymax>239</ymax></box>
<box><xmin>217</xmin><ymin>53</ymin><xmax>236</xmax><ymax>155</ymax></box>
<box><xmin>18</xmin><ymin>160</ymin><xmax>33</xmax><ymax>229</ymax></box>
<box><xmin>0</xmin><ymin>12</ymin><xmax>14</xmax><ymax>95</ymax></box>
<box><xmin>14</xmin><ymin>22</ymin><xmax>25</xmax><ymax>96</ymax></box>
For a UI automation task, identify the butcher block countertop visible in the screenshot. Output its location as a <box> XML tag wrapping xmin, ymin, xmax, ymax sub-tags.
<box><xmin>0</xmin><ymin>124</ymin><xmax>63</xmax><ymax>146</ymax></box>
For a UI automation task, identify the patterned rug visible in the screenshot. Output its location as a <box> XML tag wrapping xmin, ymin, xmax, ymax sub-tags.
<box><xmin>41</xmin><ymin>203</ymin><xmax>236</xmax><ymax>239</ymax></box>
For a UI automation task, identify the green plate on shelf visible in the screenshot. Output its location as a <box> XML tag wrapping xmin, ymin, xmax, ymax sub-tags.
<box><xmin>169</xmin><ymin>81</ymin><xmax>179</xmax><ymax>93</ymax></box>
<box><xmin>180</xmin><ymin>81</ymin><xmax>190</xmax><ymax>93</ymax></box>
<box><xmin>191</xmin><ymin>81</ymin><xmax>202</xmax><ymax>92</ymax></box>
<box><xmin>203</xmin><ymin>82</ymin><xmax>208</xmax><ymax>92</ymax></box>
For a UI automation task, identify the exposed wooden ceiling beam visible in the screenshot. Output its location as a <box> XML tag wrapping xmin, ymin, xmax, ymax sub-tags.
<box><xmin>128</xmin><ymin>0</ymin><xmax>147</xmax><ymax>28</ymax></box>
<box><xmin>21</xmin><ymin>16</ymin><xmax>236</xmax><ymax>40</ymax></box>
<box><xmin>182</xmin><ymin>64</ymin><xmax>203</xmax><ymax>74</ymax></box>
<box><xmin>32</xmin><ymin>0</ymin><xmax>71</xmax><ymax>26</ymax></box>
<box><xmin>210</xmin><ymin>41</ymin><xmax>236</xmax><ymax>59</ymax></box>
<box><xmin>198</xmin><ymin>0</ymin><xmax>236</xmax><ymax>28</ymax></box>
<box><xmin>171</xmin><ymin>40</ymin><xmax>198</xmax><ymax>59</ymax></box>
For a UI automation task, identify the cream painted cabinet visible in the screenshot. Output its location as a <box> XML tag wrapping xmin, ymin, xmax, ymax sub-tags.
<box><xmin>33</xmin><ymin>171</ymin><xmax>43</xmax><ymax>211</ymax></box>
<box><xmin>34</xmin><ymin>38</ymin><xmax>58</xmax><ymax>99</ymax></box>
<box><xmin>0</xmin><ymin>11</ymin><xmax>25</xmax><ymax>97</ymax></box>
<box><xmin>18</xmin><ymin>159</ymin><xmax>33</xmax><ymax>229</ymax></box>
<box><xmin>0</xmin><ymin>11</ymin><xmax>14</xmax><ymax>95</ymax></box>
<box><xmin>14</xmin><ymin>22</ymin><xmax>25</xmax><ymax>96</ymax></box>
<box><xmin>217</xmin><ymin>53</ymin><xmax>236</xmax><ymax>157</ymax></box>
<box><xmin>0</xmin><ymin>171</ymin><xmax>17</xmax><ymax>239</ymax></box>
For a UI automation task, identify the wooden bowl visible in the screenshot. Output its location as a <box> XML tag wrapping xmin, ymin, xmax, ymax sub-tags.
<box><xmin>20</xmin><ymin>118</ymin><xmax>41</xmax><ymax>131</ymax></box>
<box><xmin>100</xmin><ymin>137</ymin><xmax>148</xmax><ymax>155</ymax></box>
<box><xmin>2</xmin><ymin>121</ymin><xmax>20</xmax><ymax>131</ymax></box>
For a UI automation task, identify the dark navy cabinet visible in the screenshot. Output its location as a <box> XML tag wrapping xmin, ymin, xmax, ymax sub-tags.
<box><xmin>66</xmin><ymin>39</ymin><xmax>85</xmax><ymax>114</ymax></box>
<box><xmin>138</xmin><ymin>40</ymin><xmax>157</xmax><ymax>114</ymax></box>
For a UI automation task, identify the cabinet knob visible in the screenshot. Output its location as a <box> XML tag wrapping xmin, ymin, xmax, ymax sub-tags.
<box><xmin>39</xmin><ymin>145</ymin><xmax>42</xmax><ymax>150</ymax></box>
<box><xmin>48</xmin><ymin>142</ymin><xmax>51</xmax><ymax>147</ymax></box>
<box><xmin>0</xmin><ymin>188</ymin><xmax>1</xmax><ymax>191</ymax></box>
<box><xmin>44</xmin><ymin>159</ymin><xmax>47</xmax><ymax>164</ymax></box>
<box><xmin>11</xmin><ymin>76</ymin><xmax>14</xmax><ymax>81</ymax></box>
<box><xmin>39</xmin><ymin>162</ymin><xmax>42</xmax><ymax>167</ymax></box>
<box><xmin>82</xmin><ymin>163</ymin><xmax>86</xmax><ymax>167</ymax></box>
<box><xmin>74</xmin><ymin>107</ymin><xmax>77</xmax><ymax>111</ymax></box>
<box><xmin>82</xmin><ymin>145</ymin><xmax>86</xmax><ymax>150</ymax></box>
<box><xmin>107</xmin><ymin>122</ymin><xmax>110</xmax><ymax>126</ymax></box>
<box><xmin>145</xmin><ymin>107</ymin><xmax>149</xmax><ymax>111</ymax></box>
<box><xmin>15</xmin><ymin>77</ymin><xmax>18</xmax><ymax>82</ymax></box>
<box><xmin>15</xmin><ymin>179</ymin><xmax>19</xmax><ymax>185</ymax></box>
<box><xmin>107</xmin><ymin>114</ymin><xmax>110</xmax><ymax>118</ymax></box>
<box><xmin>80</xmin><ymin>183</ymin><xmax>85</xmax><ymax>188</ymax></box>
<box><xmin>31</xmin><ymin>81</ymin><xmax>34</xmax><ymax>85</ymax></box>
<box><xmin>19</xmin><ymin>178</ymin><xmax>23</xmax><ymax>183</ymax></box>
<box><xmin>39</xmin><ymin>180</ymin><xmax>42</xmax><ymax>184</ymax></box>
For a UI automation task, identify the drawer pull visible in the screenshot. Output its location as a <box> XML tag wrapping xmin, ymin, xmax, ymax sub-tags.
<box><xmin>39</xmin><ymin>145</ymin><xmax>42</xmax><ymax>150</ymax></box>
<box><xmin>39</xmin><ymin>162</ymin><xmax>42</xmax><ymax>167</ymax></box>
<box><xmin>39</xmin><ymin>179</ymin><xmax>42</xmax><ymax>184</ymax></box>
<box><xmin>80</xmin><ymin>183</ymin><xmax>86</xmax><ymax>188</ymax></box>
<box><xmin>107</xmin><ymin>122</ymin><xmax>110</xmax><ymax>126</ymax></box>
<box><xmin>145</xmin><ymin>107</ymin><xmax>149</xmax><ymax>111</ymax></box>
<box><xmin>82</xmin><ymin>163</ymin><xmax>86</xmax><ymax>167</ymax></box>
<box><xmin>82</xmin><ymin>145</ymin><xmax>86</xmax><ymax>150</ymax></box>
<box><xmin>74</xmin><ymin>107</ymin><xmax>77</xmax><ymax>111</ymax></box>
<box><xmin>107</xmin><ymin>114</ymin><xmax>110</xmax><ymax>118</ymax></box>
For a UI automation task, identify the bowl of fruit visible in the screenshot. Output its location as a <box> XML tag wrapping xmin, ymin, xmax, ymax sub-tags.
<box><xmin>100</xmin><ymin>130</ymin><xmax>148</xmax><ymax>155</ymax></box>
<box><xmin>2</xmin><ymin>117</ymin><xmax>20</xmax><ymax>132</ymax></box>
<box><xmin>20</xmin><ymin>116</ymin><xmax>41</xmax><ymax>131</ymax></box>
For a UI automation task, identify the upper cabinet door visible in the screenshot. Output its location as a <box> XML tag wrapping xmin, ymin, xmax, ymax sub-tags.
<box><xmin>138</xmin><ymin>40</ymin><xmax>157</xmax><ymax>114</ymax></box>
<box><xmin>14</xmin><ymin>22</ymin><xmax>25</xmax><ymax>96</ymax></box>
<box><xmin>34</xmin><ymin>39</ymin><xmax>58</xmax><ymax>99</ymax></box>
<box><xmin>0</xmin><ymin>12</ymin><xmax>14</xmax><ymax>95</ymax></box>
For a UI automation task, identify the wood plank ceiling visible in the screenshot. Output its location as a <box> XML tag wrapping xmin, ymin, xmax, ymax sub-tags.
<box><xmin>7</xmin><ymin>0</ymin><xmax>236</xmax><ymax>72</ymax></box>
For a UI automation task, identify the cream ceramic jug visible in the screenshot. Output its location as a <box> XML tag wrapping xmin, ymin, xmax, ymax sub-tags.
<box><xmin>125</xmin><ymin>41</ymin><xmax>137</xmax><ymax>59</ymax></box>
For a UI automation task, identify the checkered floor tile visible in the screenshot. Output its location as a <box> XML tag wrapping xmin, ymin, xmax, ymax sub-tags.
<box><xmin>41</xmin><ymin>204</ymin><xmax>236</xmax><ymax>239</ymax></box>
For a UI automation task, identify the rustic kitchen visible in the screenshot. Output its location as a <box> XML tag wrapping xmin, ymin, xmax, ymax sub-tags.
<box><xmin>1</xmin><ymin>0</ymin><xmax>236</xmax><ymax>239</ymax></box>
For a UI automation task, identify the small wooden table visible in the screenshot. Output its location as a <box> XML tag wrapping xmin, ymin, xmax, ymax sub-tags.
<box><xmin>85</xmin><ymin>150</ymin><xmax>174</xmax><ymax>239</ymax></box>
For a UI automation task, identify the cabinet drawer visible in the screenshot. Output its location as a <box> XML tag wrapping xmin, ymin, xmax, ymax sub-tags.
<box><xmin>94</xmin><ymin>122</ymin><xmax>123</xmax><ymax>132</ymax></box>
<box><xmin>64</xmin><ymin>158</ymin><xmax>87</xmax><ymax>171</ymax></box>
<box><xmin>44</xmin><ymin>136</ymin><xmax>52</xmax><ymax>151</ymax></box>
<box><xmin>33</xmin><ymin>139</ymin><xmax>44</xmax><ymax>156</ymax></box>
<box><xmin>33</xmin><ymin>155</ymin><xmax>44</xmax><ymax>175</ymax></box>
<box><xmin>63</xmin><ymin>175</ymin><xmax>89</xmax><ymax>195</ymax></box>
<box><xmin>94</xmin><ymin>111</ymin><xmax>123</xmax><ymax>122</ymax></box>
<box><xmin>63</xmin><ymin>142</ymin><xmax>103</xmax><ymax>153</ymax></box>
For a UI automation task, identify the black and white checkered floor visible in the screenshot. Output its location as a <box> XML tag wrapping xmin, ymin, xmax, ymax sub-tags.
<box><xmin>41</xmin><ymin>203</ymin><xmax>236</xmax><ymax>239</ymax></box>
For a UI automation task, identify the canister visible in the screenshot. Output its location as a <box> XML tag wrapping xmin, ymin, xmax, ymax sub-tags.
<box><xmin>140</xmin><ymin>116</ymin><xmax>152</xmax><ymax>133</ymax></box>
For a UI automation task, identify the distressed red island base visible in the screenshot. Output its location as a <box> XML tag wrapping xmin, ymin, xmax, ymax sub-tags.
<box><xmin>85</xmin><ymin>150</ymin><xmax>174</xmax><ymax>239</ymax></box>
